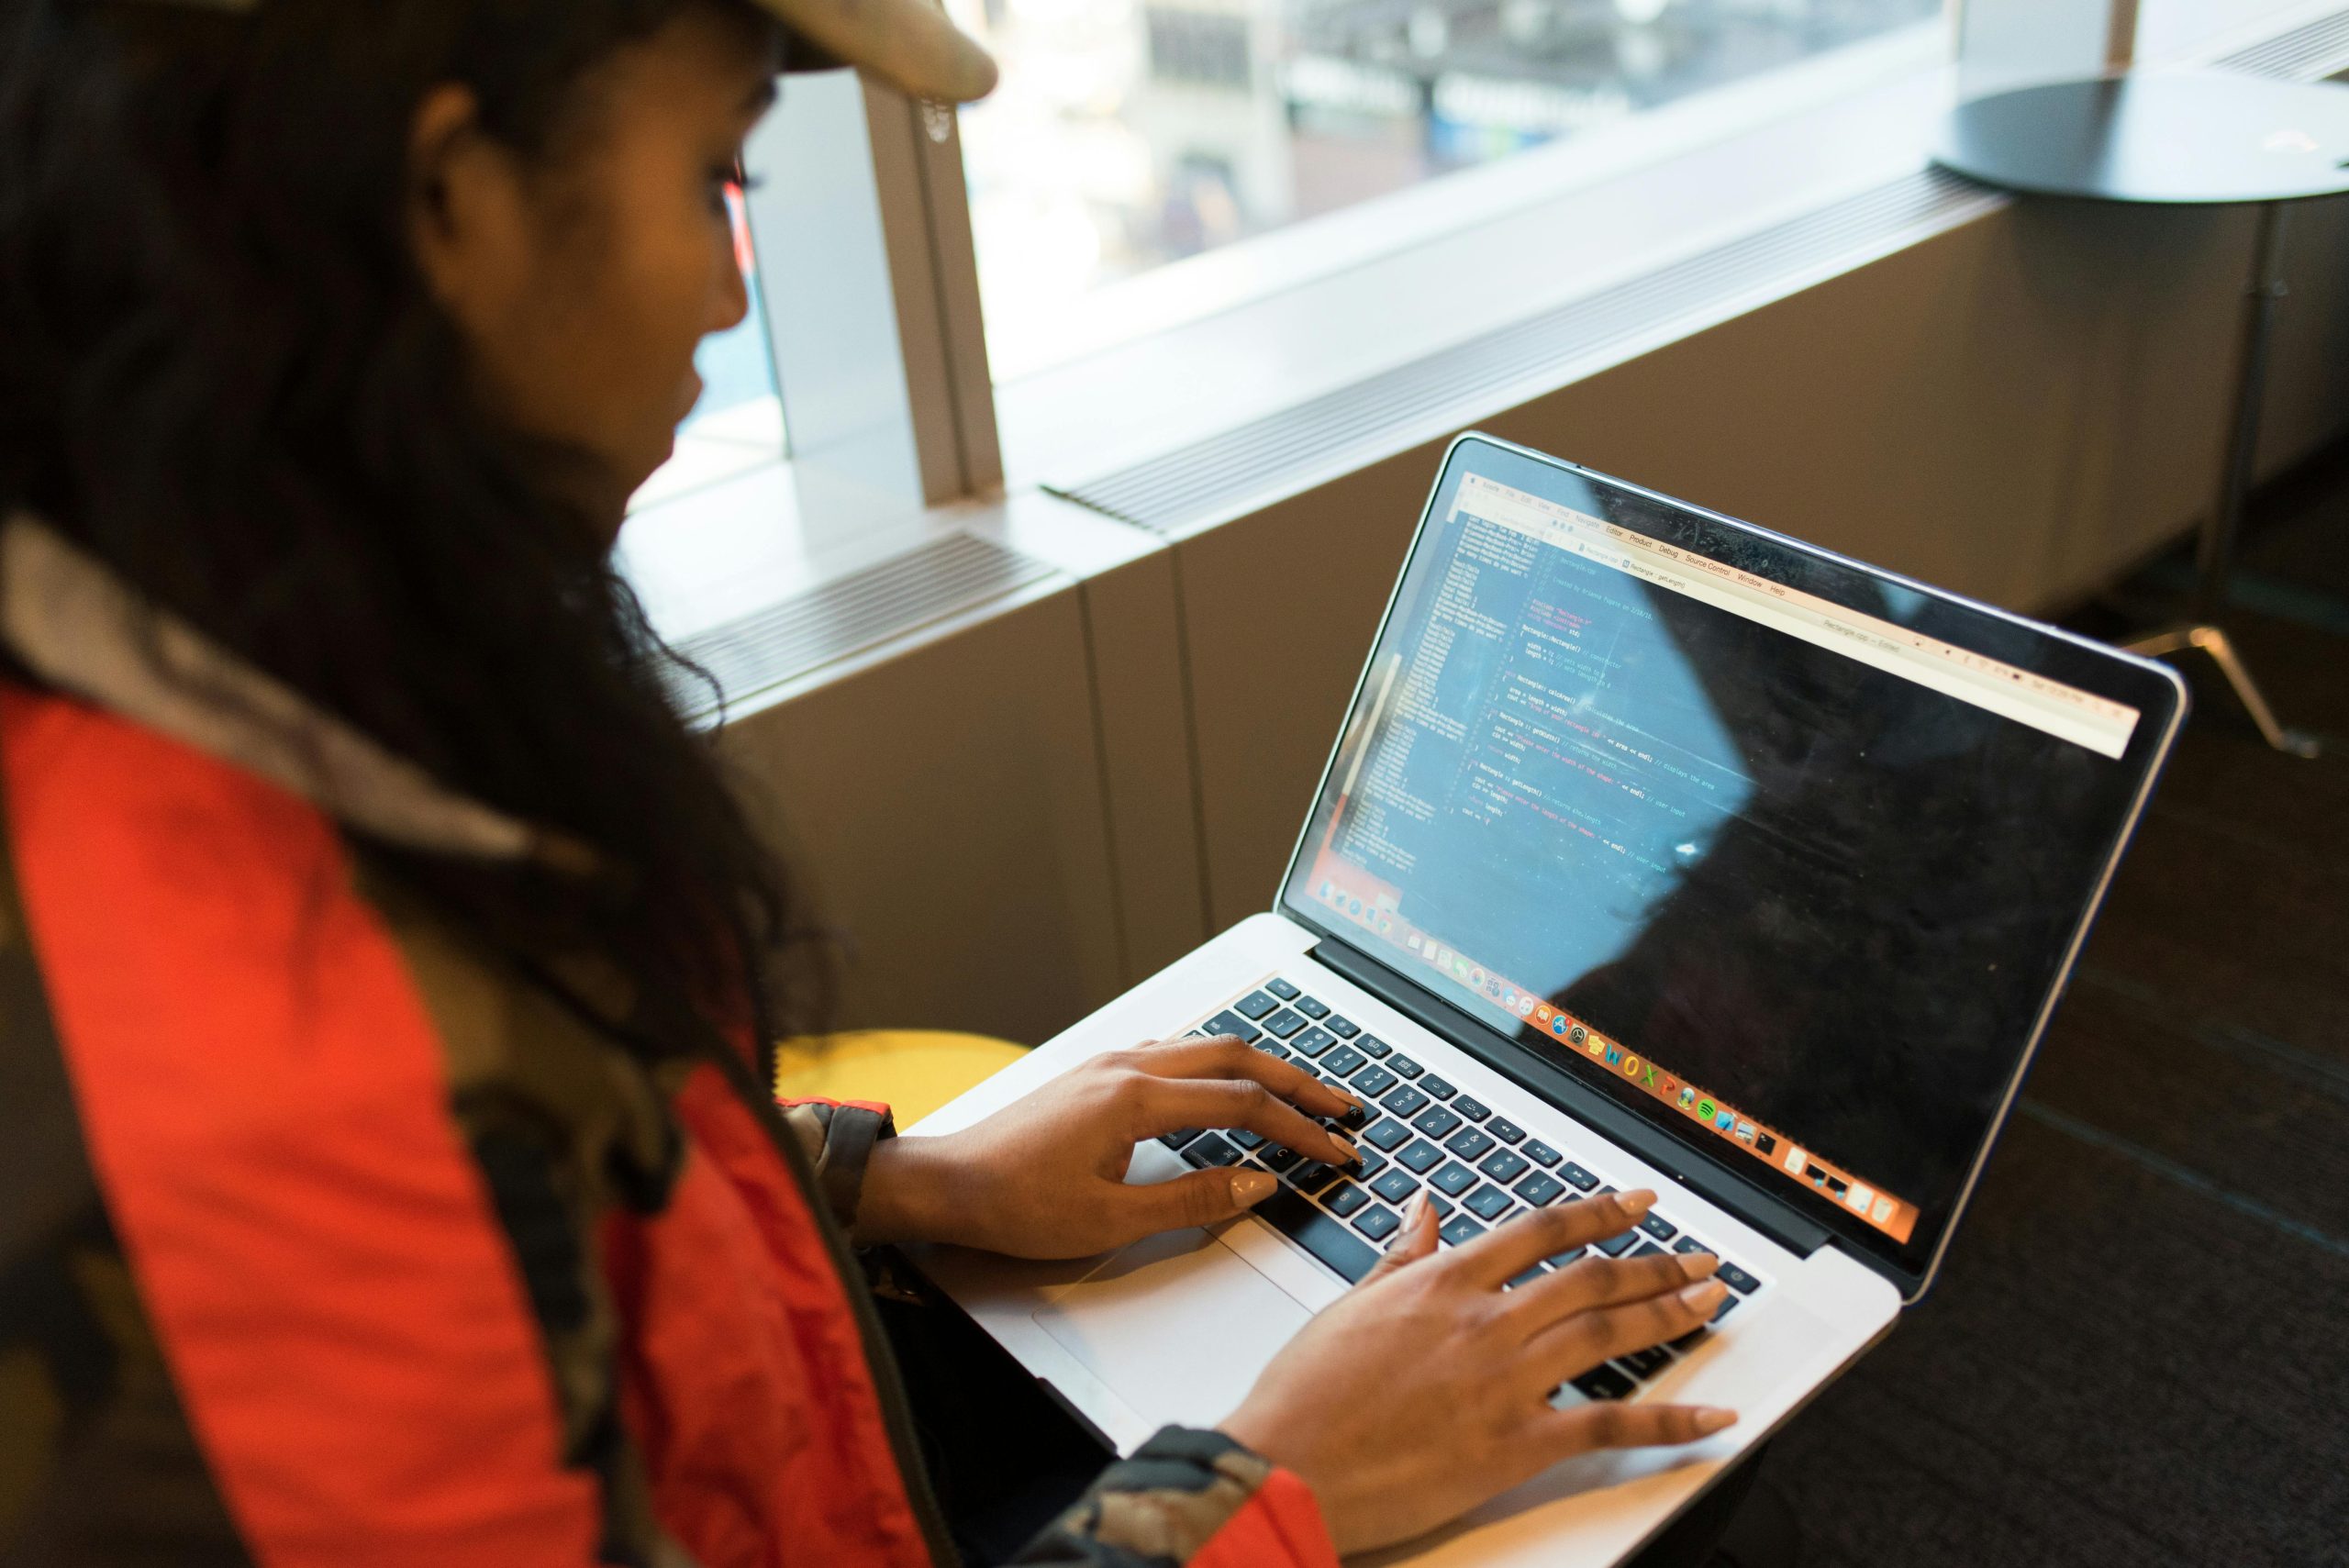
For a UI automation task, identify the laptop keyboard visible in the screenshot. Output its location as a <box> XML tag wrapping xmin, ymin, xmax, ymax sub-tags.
<box><xmin>1160</xmin><ymin>978</ymin><xmax>1768</xmax><ymax>1402</ymax></box>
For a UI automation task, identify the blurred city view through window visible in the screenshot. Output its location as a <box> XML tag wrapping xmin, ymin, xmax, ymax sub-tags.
<box><xmin>950</xmin><ymin>0</ymin><xmax>1943</xmax><ymax>377</ymax></box>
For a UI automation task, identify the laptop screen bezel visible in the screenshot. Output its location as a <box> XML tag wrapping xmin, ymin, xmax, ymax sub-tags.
<box><xmin>1274</xmin><ymin>432</ymin><xmax>2187</xmax><ymax>1298</ymax></box>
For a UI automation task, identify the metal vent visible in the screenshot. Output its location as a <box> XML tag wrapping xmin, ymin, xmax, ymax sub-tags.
<box><xmin>1053</xmin><ymin>166</ymin><xmax>2001</xmax><ymax>533</ymax></box>
<box><xmin>2217</xmin><ymin>9</ymin><xmax>2349</xmax><ymax>80</ymax></box>
<box><xmin>663</xmin><ymin>531</ymin><xmax>1053</xmax><ymax>717</ymax></box>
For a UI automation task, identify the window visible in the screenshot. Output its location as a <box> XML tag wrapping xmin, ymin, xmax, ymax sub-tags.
<box><xmin>631</xmin><ymin>183</ymin><xmax>786</xmax><ymax>513</ymax></box>
<box><xmin>952</xmin><ymin>0</ymin><xmax>1944</xmax><ymax>378</ymax></box>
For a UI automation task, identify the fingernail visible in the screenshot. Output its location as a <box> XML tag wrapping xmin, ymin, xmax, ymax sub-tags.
<box><xmin>1680</xmin><ymin>1280</ymin><xmax>1728</xmax><ymax>1311</ymax></box>
<box><xmin>1330</xmin><ymin>1134</ymin><xmax>1361</xmax><ymax>1163</ymax></box>
<box><xmin>1407</xmin><ymin>1191</ymin><xmax>1432</xmax><ymax>1226</ymax></box>
<box><xmin>1620</xmin><ymin>1189</ymin><xmax>1655</xmax><ymax>1216</ymax></box>
<box><xmin>1231</xmin><ymin>1170</ymin><xmax>1277</xmax><ymax>1207</ymax></box>
<box><xmin>1696</xmin><ymin>1408</ymin><xmax>1738</xmax><ymax>1435</ymax></box>
<box><xmin>1679</xmin><ymin>1252</ymin><xmax>1720</xmax><ymax>1282</ymax></box>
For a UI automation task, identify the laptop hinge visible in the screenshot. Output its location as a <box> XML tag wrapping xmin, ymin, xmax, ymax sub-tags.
<box><xmin>1308</xmin><ymin>937</ymin><xmax>1832</xmax><ymax>1261</ymax></box>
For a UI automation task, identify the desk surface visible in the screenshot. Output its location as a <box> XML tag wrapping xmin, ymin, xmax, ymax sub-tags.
<box><xmin>1935</xmin><ymin>72</ymin><xmax>2349</xmax><ymax>206</ymax></box>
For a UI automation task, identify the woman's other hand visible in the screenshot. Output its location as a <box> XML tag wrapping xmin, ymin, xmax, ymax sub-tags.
<box><xmin>856</xmin><ymin>1036</ymin><xmax>1365</xmax><ymax>1257</ymax></box>
<box><xmin>1222</xmin><ymin>1190</ymin><xmax>1738</xmax><ymax>1557</ymax></box>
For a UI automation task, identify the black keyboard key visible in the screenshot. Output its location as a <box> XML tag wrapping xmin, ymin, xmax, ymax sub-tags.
<box><xmin>1717</xmin><ymin>1261</ymin><xmax>1761</xmax><ymax>1295</ymax></box>
<box><xmin>1289</xmin><ymin>1027</ymin><xmax>1335</xmax><ymax>1058</ymax></box>
<box><xmin>1521</xmin><ymin>1139</ymin><xmax>1562</xmax><ymax>1167</ymax></box>
<box><xmin>1228</xmin><ymin>1129</ymin><xmax>1266</xmax><ymax>1151</ymax></box>
<box><xmin>1256</xmin><ymin>1189</ymin><xmax>1375</xmax><ymax>1283</ymax></box>
<box><xmin>1504</xmin><ymin>1266</ymin><xmax>1548</xmax><ymax>1291</ymax></box>
<box><xmin>1639</xmin><ymin>1213</ymin><xmax>1678</xmax><ymax>1243</ymax></box>
<box><xmin>1353</xmin><ymin>1149</ymin><xmax>1388</xmax><ymax>1183</ymax></box>
<box><xmin>1561</xmin><ymin>1162</ymin><xmax>1601</xmax><ymax>1192</ymax></box>
<box><xmin>1266</xmin><ymin>978</ymin><xmax>1301</xmax><ymax>1000</ymax></box>
<box><xmin>1453</xmin><ymin>1095</ymin><xmax>1490</xmax><ymax>1122</ymax></box>
<box><xmin>1445</xmin><ymin>1127</ymin><xmax>1496</xmax><ymax>1162</ymax></box>
<box><xmin>1353</xmin><ymin>1204</ymin><xmax>1402</xmax><ymax>1241</ymax></box>
<box><xmin>1203</xmin><ymin>1010</ymin><xmax>1262</xmax><ymax>1042</ymax></box>
<box><xmin>1429</xmin><ymin>1194</ymin><xmax>1457</xmax><ymax>1221</ymax></box>
<box><xmin>1545</xmin><ymin>1246</ymin><xmax>1586</xmax><ymax>1269</ymax></box>
<box><xmin>1413</xmin><ymin>1106</ymin><xmax>1463</xmax><ymax>1140</ymax></box>
<box><xmin>1480</xmin><ymin>1149</ymin><xmax>1530</xmax><ymax>1184</ymax></box>
<box><xmin>1183</xmin><ymin>1133</ymin><xmax>1241</xmax><ymax>1168</ymax></box>
<box><xmin>1570</xmin><ymin>1364</ymin><xmax>1637</xmax><ymax>1402</ymax></box>
<box><xmin>1711</xmin><ymin>1294</ymin><xmax>1741</xmax><ymax>1325</ymax></box>
<box><xmin>1517</xmin><ymin>1172</ymin><xmax>1567</xmax><ymax>1207</ymax></box>
<box><xmin>1439</xmin><ymin>1215</ymin><xmax>1487</xmax><ymax>1247</ymax></box>
<box><xmin>1288</xmin><ymin>1161</ymin><xmax>1341</xmax><ymax>1194</ymax></box>
<box><xmin>1370</xmin><ymin>1168</ymin><xmax>1420</xmax><ymax>1206</ymax></box>
<box><xmin>1362</xmin><ymin>1117</ymin><xmax>1412</xmax><ymax>1151</ymax></box>
<box><xmin>1234</xmin><ymin>990</ymin><xmax>1281</xmax><ymax>1019</ymax></box>
<box><xmin>1380</xmin><ymin>1084</ymin><xmax>1429</xmax><ymax>1118</ymax></box>
<box><xmin>1431</xmin><ymin>1162</ymin><xmax>1478</xmax><ymax>1197</ymax></box>
<box><xmin>1397</xmin><ymin>1139</ymin><xmax>1445</xmax><ymax>1174</ymax></box>
<box><xmin>1325</xmin><ymin>1016</ymin><xmax>1361</xmax><ymax>1039</ymax></box>
<box><xmin>1351</xmin><ymin>1064</ymin><xmax>1398</xmax><ymax>1098</ymax></box>
<box><xmin>1252</xmin><ymin>1040</ymin><xmax>1290</xmax><ymax>1062</ymax></box>
<box><xmin>1672</xmin><ymin>1237</ymin><xmax>1709</xmax><ymax>1256</ymax></box>
<box><xmin>1594</xmin><ymin>1229</ymin><xmax>1639</xmax><ymax>1257</ymax></box>
<box><xmin>1356</xmin><ymin>1034</ymin><xmax>1392</xmax><ymax>1059</ymax></box>
<box><xmin>1464</xmin><ymin>1184</ymin><xmax>1514</xmax><ymax>1222</ymax></box>
<box><xmin>1321</xmin><ymin>1044</ymin><xmax>1366</xmax><ymax>1078</ymax></box>
<box><xmin>1419</xmin><ymin>1074</ymin><xmax>1457</xmax><ymax>1100</ymax></box>
<box><xmin>1631</xmin><ymin>1241</ymin><xmax>1666</xmax><ymax>1259</ymax></box>
<box><xmin>1322</xmin><ymin>1182</ymin><xmax>1371</xmax><ymax>1218</ymax></box>
<box><xmin>1261</xmin><ymin>1008</ymin><xmax>1308</xmax><ymax>1039</ymax></box>
<box><xmin>1386</xmin><ymin>1052</ymin><xmax>1422</xmax><ymax>1078</ymax></box>
<box><xmin>1295</xmin><ymin>995</ymin><xmax>1331</xmax><ymax>1019</ymax></box>
<box><xmin>1258</xmin><ymin>1145</ymin><xmax>1301</xmax><ymax>1173</ymax></box>
<box><xmin>1486</xmin><ymin>1116</ymin><xmax>1526</xmax><ymax>1145</ymax></box>
<box><xmin>1159</xmin><ymin>1128</ymin><xmax>1203</xmax><ymax>1150</ymax></box>
<box><xmin>1619</xmin><ymin>1345</ymin><xmax>1675</xmax><ymax>1380</ymax></box>
<box><xmin>1331</xmin><ymin>1097</ymin><xmax>1373</xmax><ymax>1133</ymax></box>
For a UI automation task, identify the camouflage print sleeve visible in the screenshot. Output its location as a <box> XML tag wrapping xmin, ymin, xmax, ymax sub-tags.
<box><xmin>772</xmin><ymin>1098</ymin><xmax>894</xmax><ymax>1232</ymax></box>
<box><xmin>1010</xmin><ymin>1427</ymin><xmax>1338</xmax><ymax>1568</ymax></box>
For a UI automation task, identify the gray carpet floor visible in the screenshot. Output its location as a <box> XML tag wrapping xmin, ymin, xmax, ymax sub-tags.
<box><xmin>1756</xmin><ymin>473</ymin><xmax>2349</xmax><ymax>1566</ymax></box>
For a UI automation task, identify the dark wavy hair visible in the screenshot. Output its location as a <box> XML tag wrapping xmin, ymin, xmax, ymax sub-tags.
<box><xmin>0</xmin><ymin>0</ymin><xmax>824</xmax><ymax>1069</ymax></box>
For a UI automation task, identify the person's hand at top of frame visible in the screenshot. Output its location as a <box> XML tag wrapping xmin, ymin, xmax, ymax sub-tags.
<box><xmin>854</xmin><ymin>1035</ymin><xmax>1365</xmax><ymax>1258</ymax></box>
<box><xmin>1224</xmin><ymin>1190</ymin><xmax>1738</xmax><ymax>1556</ymax></box>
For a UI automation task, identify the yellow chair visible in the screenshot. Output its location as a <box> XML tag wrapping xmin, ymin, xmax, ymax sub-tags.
<box><xmin>774</xmin><ymin>1030</ymin><xmax>1029</xmax><ymax>1129</ymax></box>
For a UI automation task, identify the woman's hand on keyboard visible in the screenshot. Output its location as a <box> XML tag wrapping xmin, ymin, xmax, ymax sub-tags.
<box><xmin>855</xmin><ymin>1035</ymin><xmax>1366</xmax><ymax>1258</ymax></box>
<box><xmin>1220</xmin><ymin>1189</ymin><xmax>1738</xmax><ymax>1556</ymax></box>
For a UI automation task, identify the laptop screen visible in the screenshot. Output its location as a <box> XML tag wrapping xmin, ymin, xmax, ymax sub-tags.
<box><xmin>1280</xmin><ymin>437</ymin><xmax>2180</xmax><ymax>1280</ymax></box>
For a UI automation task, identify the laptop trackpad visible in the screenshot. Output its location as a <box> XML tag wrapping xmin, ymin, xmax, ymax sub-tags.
<box><xmin>1033</xmin><ymin>1226</ymin><xmax>1311</xmax><ymax>1434</ymax></box>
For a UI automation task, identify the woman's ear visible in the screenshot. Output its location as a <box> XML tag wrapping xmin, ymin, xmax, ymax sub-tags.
<box><xmin>406</xmin><ymin>83</ymin><xmax>529</xmax><ymax>325</ymax></box>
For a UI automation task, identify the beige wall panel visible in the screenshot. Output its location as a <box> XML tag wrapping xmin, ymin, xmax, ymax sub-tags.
<box><xmin>718</xmin><ymin>586</ymin><xmax>1123</xmax><ymax>1045</ymax></box>
<box><xmin>1180</xmin><ymin>196</ymin><xmax>2349</xmax><ymax>932</ymax></box>
<box><xmin>1080</xmin><ymin>549</ymin><xmax>1211</xmax><ymax>982</ymax></box>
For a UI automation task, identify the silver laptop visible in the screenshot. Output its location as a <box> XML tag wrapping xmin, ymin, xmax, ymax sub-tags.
<box><xmin>912</xmin><ymin>433</ymin><xmax>2186</xmax><ymax>1565</ymax></box>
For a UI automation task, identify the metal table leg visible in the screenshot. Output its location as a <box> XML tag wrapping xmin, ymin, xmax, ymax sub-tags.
<box><xmin>2123</xmin><ymin>201</ymin><xmax>2322</xmax><ymax>758</ymax></box>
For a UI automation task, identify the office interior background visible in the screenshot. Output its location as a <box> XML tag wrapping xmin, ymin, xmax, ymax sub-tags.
<box><xmin>618</xmin><ymin>4</ymin><xmax>2346</xmax><ymax>1556</ymax></box>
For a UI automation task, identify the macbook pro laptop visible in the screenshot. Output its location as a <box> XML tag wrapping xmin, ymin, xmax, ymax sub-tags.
<box><xmin>912</xmin><ymin>433</ymin><xmax>2186</xmax><ymax>1565</ymax></box>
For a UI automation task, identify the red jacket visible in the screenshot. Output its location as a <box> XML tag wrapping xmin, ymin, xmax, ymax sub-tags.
<box><xmin>0</xmin><ymin>517</ymin><xmax>1340</xmax><ymax>1568</ymax></box>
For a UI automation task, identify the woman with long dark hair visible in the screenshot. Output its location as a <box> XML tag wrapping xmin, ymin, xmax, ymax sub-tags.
<box><xmin>0</xmin><ymin>3</ymin><xmax>1745</xmax><ymax>1563</ymax></box>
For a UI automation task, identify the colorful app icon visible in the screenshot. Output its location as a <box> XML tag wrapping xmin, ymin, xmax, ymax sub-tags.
<box><xmin>1698</xmin><ymin>1099</ymin><xmax>1715</xmax><ymax>1121</ymax></box>
<box><xmin>1469</xmin><ymin>965</ymin><xmax>1486</xmax><ymax>986</ymax></box>
<box><xmin>1347</xmin><ymin>897</ymin><xmax>1364</xmax><ymax>917</ymax></box>
<box><xmin>1407</xmin><ymin>932</ymin><xmax>1424</xmax><ymax>951</ymax></box>
<box><xmin>1734</xmin><ymin>1120</ymin><xmax>1756</xmax><ymax>1145</ymax></box>
<box><xmin>1678</xmin><ymin>1087</ymin><xmax>1697</xmax><ymax>1109</ymax></box>
<box><xmin>1620</xmin><ymin>1053</ymin><xmax>1641</xmax><ymax>1077</ymax></box>
<box><xmin>1376</xmin><ymin>915</ymin><xmax>1394</xmax><ymax>935</ymax></box>
<box><xmin>1783</xmin><ymin>1144</ymin><xmax>1807</xmax><ymax>1175</ymax></box>
<box><xmin>1587</xmin><ymin>1037</ymin><xmax>1606</xmax><ymax>1058</ymax></box>
<box><xmin>1642</xmin><ymin>1063</ymin><xmax>1661</xmax><ymax>1088</ymax></box>
<box><xmin>1569</xmin><ymin>1026</ymin><xmax>1587</xmax><ymax>1046</ymax></box>
<box><xmin>1715</xmin><ymin>1110</ymin><xmax>1734</xmax><ymax>1131</ymax></box>
<box><xmin>1846</xmin><ymin>1182</ymin><xmax>1874</xmax><ymax>1214</ymax></box>
<box><xmin>1755</xmin><ymin>1132</ymin><xmax>1777</xmax><ymax>1156</ymax></box>
<box><xmin>1552</xmin><ymin>1018</ymin><xmax>1569</xmax><ymax>1037</ymax></box>
<box><xmin>1870</xmin><ymin>1195</ymin><xmax>1895</xmax><ymax>1224</ymax></box>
